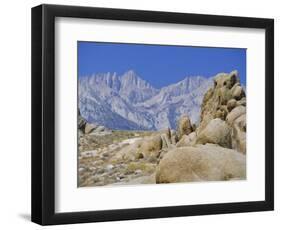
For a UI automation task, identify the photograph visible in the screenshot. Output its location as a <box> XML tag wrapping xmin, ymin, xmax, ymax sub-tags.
<box><xmin>77</xmin><ymin>42</ymin><xmax>247</xmax><ymax>187</ymax></box>
<box><xmin>30</xmin><ymin>3</ymin><xmax>274</xmax><ymax>226</ymax></box>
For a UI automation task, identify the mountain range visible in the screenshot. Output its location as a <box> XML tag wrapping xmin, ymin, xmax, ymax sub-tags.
<box><xmin>79</xmin><ymin>70</ymin><xmax>213</xmax><ymax>130</ymax></box>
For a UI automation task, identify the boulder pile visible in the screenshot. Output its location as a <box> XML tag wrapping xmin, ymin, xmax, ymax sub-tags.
<box><xmin>79</xmin><ymin>71</ymin><xmax>247</xmax><ymax>186</ymax></box>
<box><xmin>155</xmin><ymin>70</ymin><xmax>247</xmax><ymax>183</ymax></box>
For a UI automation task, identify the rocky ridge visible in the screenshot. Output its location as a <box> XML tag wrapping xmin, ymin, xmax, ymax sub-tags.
<box><xmin>79</xmin><ymin>70</ymin><xmax>213</xmax><ymax>130</ymax></box>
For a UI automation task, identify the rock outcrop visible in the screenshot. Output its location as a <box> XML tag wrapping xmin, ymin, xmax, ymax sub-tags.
<box><xmin>228</xmin><ymin>111</ymin><xmax>246</xmax><ymax>154</ymax></box>
<box><xmin>155</xmin><ymin>70</ymin><xmax>247</xmax><ymax>184</ymax></box>
<box><xmin>226</xmin><ymin>106</ymin><xmax>246</xmax><ymax>126</ymax></box>
<box><xmin>176</xmin><ymin>132</ymin><xmax>197</xmax><ymax>147</ymax></box>
<box><xmin>197</xmin><ymin>71</ymin><xmax>246</xmax><ymax>135</ymax></box>
<box><xmin>78</xmin><ymin>110</ymin><xmax>111</xmax><ymax>136</ymax></box>
<box><xmin>114</xmin><ymin>134</ymin><xmax>165</xmax><ymax>161</ymax></box>
<box><xmin>137</xmin><ymin>135</ymin><xmax>163</xmax><ymax>158</ymax></box>
<box><xmin>196</xmin><ymin>118</ymin><xmax>232</xmax><ymax>148</ymax></box>
<box><xmin>84</xmin><ymin>123</ymin><xmax>98</xmax><ymax>134</ymax></box>
<box><xmin>195</xmin><ymin>71</ymin><xmax>246</xmax><ymax>153</ymax></box>
<box><xmin>78</xmin><ymin>110</ymin><xmax>87</xmax><ymax>133</ymax></box>
<box><xmin>156</xmin><ymin>144</ymin><xmax>246</xmax><ymax>183</ymax></box>
<box><xmin>160</xmin><ymin>128</ymin><xmax>172</xmax><ymax>149</ymax></box>
<box><xmin>177</xmin><ymin>115</ymin><xmax>193</xmax><ymax>140</ymax></box>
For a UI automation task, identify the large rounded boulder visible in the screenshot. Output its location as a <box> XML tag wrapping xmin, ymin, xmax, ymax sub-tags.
<box><xmin>226</xmin><ymin>105</ymin><xmax>246</xmax><ymax>126</ymax></box>
<box><xmin>156</xmin><ymin>144</ymin><xmax>246</xmax><ymax>183</ymax></box>
<box><xmin>136</xmin><ymin>135</ymin><xmax>163</xmax><ymax>159</ymax></box>
<box><xmin>196</xmin><ymin>118</ymin><xmax>232</xmax><ymax>148</ymax></box>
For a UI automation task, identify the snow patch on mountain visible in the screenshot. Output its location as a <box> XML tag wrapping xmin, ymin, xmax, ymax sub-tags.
<box><xmin>79</xmin><ymin>70</ymin><xmax>213</xmax><ymax>130</ymax></box>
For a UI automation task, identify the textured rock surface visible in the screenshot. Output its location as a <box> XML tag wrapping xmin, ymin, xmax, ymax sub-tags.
<box><xmin>176</xmin><ymin>132</ymin><xmax>197</xmax><ymax>147</ymax></box>
<box><xmin>227</xmin><ymin>99</ymin><xmax>237</xmax><ymax>112</ymax></box>
<box><xmin>197</xmin><ymin>71</ymin><xmax>245</xmax><ymax>133</ymax></box>
<box><xmin>78</xmin><ymin>110</ymin><xmax>87</xmax><ymax>133</ymax></box>
<box><xmin>196</xmin><ymin>118</ymin><xmax>232</xmax><ymax>148</ymax></box>
<box><xmin>231</xmin><ymin>113</ymin><xmax>246</xmax><ymax>154</ymax></box>
<box><xmin>196</xmin><ymin>71</ymin><xmax>246</xmax><ymax>153</ymax></box>
<box><xmin>177</xmin><ymin>115</ymin><xmax>193</xmax><ymax>140</ymax></box>
<box><xmin>156</xmin><ymin>144</ymin><xmax>246</xmax><ymax>183</ymax></box>
<box><xmin>226</xmin><ymin>106</ymin><xmax>246</xmax><ymax>126</ymax></box>
<box><xmin>85</xmin><ymin>123</ymin><xmax>97</xmax><ymax>134</ymax></box>
<box><xmin>137</xmin><ymin>135</ymin><xmax>163</xmax><ymax>158</ymax></box>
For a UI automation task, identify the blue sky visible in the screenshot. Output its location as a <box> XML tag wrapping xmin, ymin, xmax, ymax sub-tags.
<box><xmin>78</xmin><ymin>41</ymin><xmax>246</xmax><ymax>88</ymax></box>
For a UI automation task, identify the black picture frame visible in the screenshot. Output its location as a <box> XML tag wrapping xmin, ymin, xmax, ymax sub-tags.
<box><xmin>31</xmin><ymin>4</ymin><xmax>274</xmax><ymax>225</ymax></box>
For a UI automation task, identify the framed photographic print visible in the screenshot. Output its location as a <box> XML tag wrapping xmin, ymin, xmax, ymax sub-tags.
<box><xmin>31</xmin><ymin>4</ymin><xmax>274</xmax><ymax>225</ymax></box>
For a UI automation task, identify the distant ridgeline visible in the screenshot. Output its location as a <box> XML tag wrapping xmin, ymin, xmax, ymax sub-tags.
<box><xmin>79</xmin><ymin>70</ymin><xmax>244</xmax><ymax>131</ymax></box>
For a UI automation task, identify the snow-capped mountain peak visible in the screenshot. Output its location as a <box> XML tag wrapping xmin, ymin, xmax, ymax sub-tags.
<box><xmin>79</xmin><ymin>71</ymin><xmax>212</xmax><ymax>130</ymax></box>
